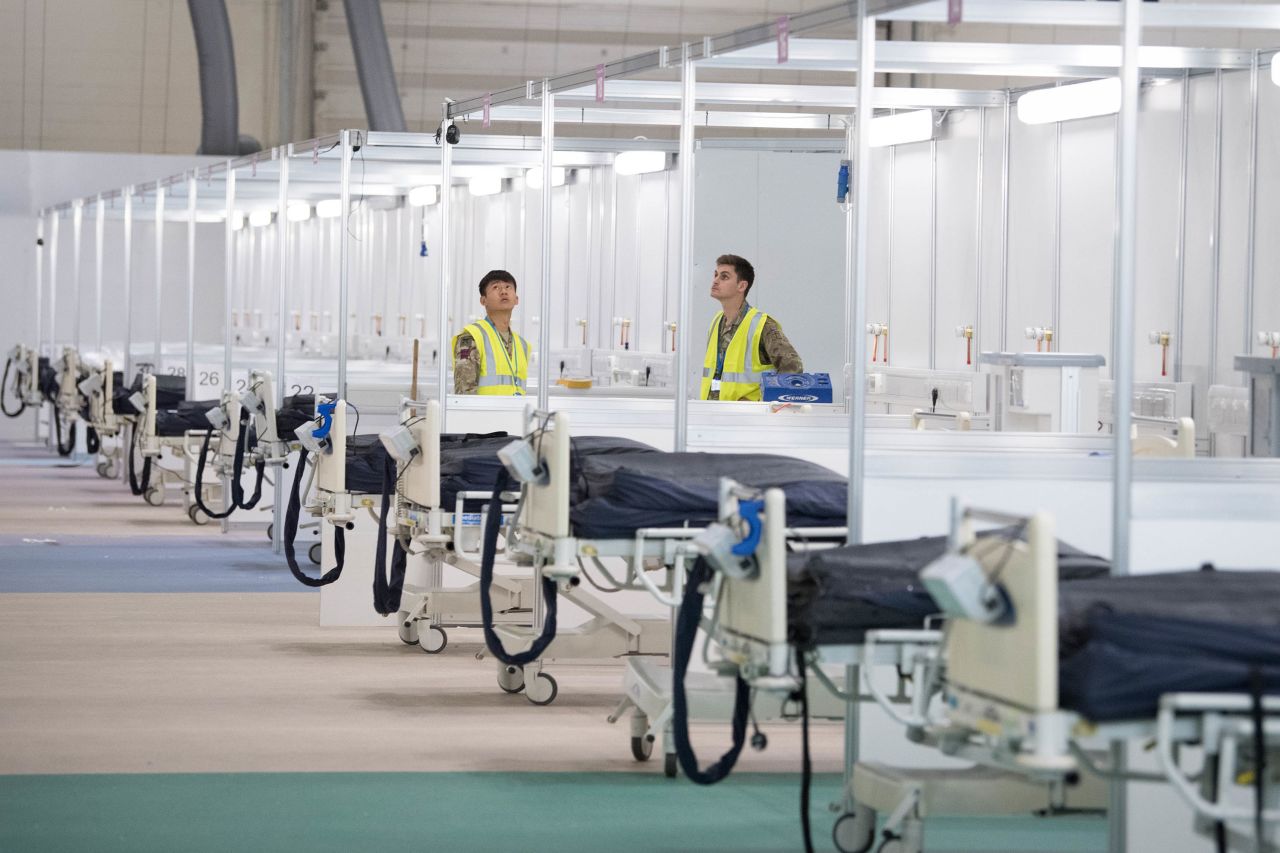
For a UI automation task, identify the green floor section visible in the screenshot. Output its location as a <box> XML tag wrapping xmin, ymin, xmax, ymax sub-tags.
<box><xmin>0</xmin><ymin>772</ymin><xmax>1106</xmax><ymax>853</ymax></box>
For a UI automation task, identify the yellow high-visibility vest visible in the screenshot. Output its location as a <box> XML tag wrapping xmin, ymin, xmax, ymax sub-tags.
<box><xmin>700</xmin><ymin>307</ymin><xmax>770</xmax><ymax>401</ymax></box>
<box><xmin>453</xmin><ymin>320</ymin><xmax>530</xmax><ymax>396</ymax></box>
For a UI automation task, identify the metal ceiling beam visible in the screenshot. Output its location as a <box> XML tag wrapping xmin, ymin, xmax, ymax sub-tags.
<box><xmin>702</xmin><ymin>39</ymin><xmax>1258</xmax><ymax>76</ymax></box>
<box><xmin>550</xmin><ymin>80</ymin><xmax>1005</xmax><ymax>109</ymax></box>
<box><xmin>445</xmin><ymin>0</ymin><xmax>933</xmax><ymax>119</ymax></box>
<box><xmin>878</xmin><ymin>0</ymin><xmax>1280</xmax><ymax>30</ymax></box>
<box><xmin>476</xmin><ymin>105</ymin><xmax>851</xmax><ymax>130</ymax></box>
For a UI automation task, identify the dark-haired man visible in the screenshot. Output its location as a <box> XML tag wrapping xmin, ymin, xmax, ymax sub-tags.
<box><xmin>701</xmin><ymin>254</ymin><xmax>802</xmax><ymax>401</ymax></box>
<box><xmin>452</xmin><ymin>270</ymin><xmax>531</xmax><ymax>395</ymax></box>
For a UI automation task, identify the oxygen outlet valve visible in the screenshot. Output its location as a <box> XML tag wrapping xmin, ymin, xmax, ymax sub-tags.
<box><xmin>866</xmin><ymin>323</ymin><xmax>889</xmax><ymax>364</ymax></box>
<box><xmin>955</xmin><ymin>325</ymin><xmax>974</xmax><ymax>366</ymax></box>
<box><xmin>1258</xmin><ymin>331</ymin><xmax>1280</xmax><ymax>359</ymax></box>
<box><xmin>1025</xmin><ymin>326</ymin><xmax>1054</xmax><ymax>353</ymax></box>
<box><xmin>1148</xmin><ymin>331</ymin><xmax>1171</xmax><ymax>377</ymax></box>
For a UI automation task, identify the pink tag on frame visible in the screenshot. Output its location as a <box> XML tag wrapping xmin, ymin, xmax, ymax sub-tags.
<box><xmin>595</xmin><ymin>64</ymin><xmax>605</xmax><ymax>102</ymax></box>
<box><xmin>777</xmin><ymin>16</ymin><xmax>790</xmax><ymax>64</ymax></box>
<box><xmin>947</xmin><ymin>0</ymin><xmax>962</xmax><ymax>26</ymax></box>
<box><xmin>482</xmin><ymin>94</ymin><xmax>492</xmax><ymax>129</ymax></box>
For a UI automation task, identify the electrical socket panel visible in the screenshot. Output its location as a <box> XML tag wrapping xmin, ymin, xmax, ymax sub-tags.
<box><xmin>865</xmin><ymin>367</ymin><xmax>989</xmax><ymax>414</ymax></box>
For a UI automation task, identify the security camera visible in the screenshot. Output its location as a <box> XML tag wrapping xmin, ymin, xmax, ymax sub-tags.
<box><xmin>435</xmin><ymin>122</ymin><xmax>460</xmax><ymax>146</ymax></box>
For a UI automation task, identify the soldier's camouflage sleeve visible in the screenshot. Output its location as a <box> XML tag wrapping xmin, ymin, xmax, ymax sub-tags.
<box><xmin>760</xmin><ymin>317</ymin><xmax>803</xmax><ymax>374</ymax></box>
<box><xmin>452</xmin><ymin>331</ymin><xmax>481</xmax><ymax>394</ymax></box>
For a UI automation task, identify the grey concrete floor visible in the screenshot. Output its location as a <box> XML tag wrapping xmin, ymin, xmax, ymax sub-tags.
<box><xmin>0</xmin><ymin>440</ymin><xmax>847</xmax><ymax>776</ymax></box>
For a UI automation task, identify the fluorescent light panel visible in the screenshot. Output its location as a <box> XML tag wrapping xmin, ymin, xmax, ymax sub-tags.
<box><xmin>613</xmin><ymin>150</ymin><xmax>667</xmax><ymax>176</ymax></box>
<box><xmin>1273</xmin><ymin>55</ymin><xmax>1279</xmax><ymax>87</ymax></box>
<box><xmin>408</xmin><ymin>185</ymin><xmax>439</xmax><ymax>206</ymax></box>
<box><xmin>286</xmin><ymin>203</ymin><xmax>311</xmax><ymax>222</ymax></box>
<box><xmin>1017</xmin><ymin>78</ymin><xmax>1121</xmax><ymax>125</ymax></box>
<box><xmin>525</xmin><ymin>167</ymin><xmax>567</xmax><ymax>189</ymax></box>
<box><xmin>869</xmin><ymin>110</ymin><xmax>934</xmax><ymax>147</ymax></box>
<box><xmin>468</xmin><ymin>175</ymin><xmax>504</xmax><ymax>197</ymax></box>
<box><xmin>248</xmin><ymin>209</ymin><xmax>274</xmax><ymax>228</ymax></box>
<box><xmin>315</xmin><ymin>199</ymin><xmax>343</xmax><ymax>218</ymax></box>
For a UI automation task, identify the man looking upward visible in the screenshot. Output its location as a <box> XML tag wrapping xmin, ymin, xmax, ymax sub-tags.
<box><xmin>452</xmin><ymin>270</ymin><xmax>531</xmax><ymax>395</ymax></box>
<box><xmin>701</xmin><ymin>254</ymin><xmax>803</xmax><ymax>401</ymax></box>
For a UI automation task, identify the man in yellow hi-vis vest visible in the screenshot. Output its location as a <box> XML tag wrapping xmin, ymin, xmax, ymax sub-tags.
<box><xmin>452</xmin><ymin>270</ymin><xmax>532</xmax><ymax>395</ymax></box>
<box><xmin>701</xmin><ymin>254</ymin><xmax>803</xmax><ymax>401</ymax></box>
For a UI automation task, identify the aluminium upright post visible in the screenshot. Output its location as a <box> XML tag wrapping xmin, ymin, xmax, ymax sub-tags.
<box><xmin>274</xmin><ymin>148</ymin><xmax>291</xmax><ymax>555</ymax></box>
<box><xmin>34</xmin><ymin>215</ymin><xmax>44</xmax><ymax>441</ymax></box>
<box><xmin>155</xmin><ymin>187</ymin><xmax>165</xmax><ymax>371</ymax></box>
<box><xmin>438</xmin><ymin>109</ymin><xmax>453</xmax><ymax>411</ymax></box>
<box><xmin>222</xmin><ymin>169</ymin><xmax>237</xmax><ymax>532</ymax></box>
<box><xmin>673</xmin><ymin>46</ymin><xmax>696</xmax><ymax>452</ymax></box>
<box><xmin>848</xmin><ymin>2</ymin><xmax>875</xmax><ymax>546</ymax></box>
<box><xmin>48</xmin><ymin>213</ymin><xmax>58</xmax><ymax>360</ymax></box>
<box><xmin>1113</xmin><ymin>0</ymin><xmax>1142</xmax><ymax>580</ymax></box>
<box><xmin>95</xmin><ymin>198</ymin><xmax>105</xmax><ymax>353</ymax></box>
<box><xmin>123</xmin><ymin>191</ymin><xmax>134</xmax><ymax>378</ymax></box>
<box><xmin>338</xmin><ymin>131</ymin><xmax>353</xmax><ymax>401</ymax></box>
<box><xmin>1244</xmin><ymin>51</ymin><xmax>1259</xmax><ymax>355</ymax></box>
<box><xmin>72</xmin><ymin>201</ymin><xmax>83</xmax><ymax>352</ymax></box>
<box><xmin>537</xmin><ymin>80</ymin><xmax>555</xmax><ymax>411</ymax></box>
<box><xmin>841</xmin><ymin>0</ymin><xmax>877</xmax><ymax>830</ymax></box>
<box><xmin>187</xmin><ymin>175</ymin><xmax>198</xmax><ymax>398</ymax></box>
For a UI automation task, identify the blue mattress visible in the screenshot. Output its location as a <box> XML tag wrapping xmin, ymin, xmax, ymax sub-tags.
<box><xmin>342</xmin><ymin>433</ymin><xmax>657</xmax><ymax>501</ymax></box>
<box><xmin>1058</xmin><ymin>569</ymin><xmax>1280</xmax><ymax>721</ymax></box>
<box><xmin>787</xmin><ymin>532</ymin><xmax>1111</xmax><ymax>647</ymax></box>
<box><xmin>570</xmin><ymin>452</ymin><xmax>848</xmax><ymax>539</ymax></box>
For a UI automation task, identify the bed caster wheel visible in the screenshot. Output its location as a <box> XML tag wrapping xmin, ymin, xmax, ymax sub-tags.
<box><xmin>308</xmin><ymin>542</ymin><xmax>322</xmax><ymax>565</ymax></box>
<box><xmin>104</xmin><ymin>461</ymin><xmax>118</xmax><ymax>479</ymax></box>
<box><xmin>497</xmin><ymin>665</ymin><xmax>525</xmax><ymax>694</ymax></box>
<box><xmin>95</xmin><ymin>461</ymin><xmax>109</xmax><ymax>478</ymax></box>
<box><xmin>663</xmin><ymin>753</ymin><xmax>678</xmax><ymax>779</ymax></box>
<box><xmin>474</xmin><ymin>650</ymin><xmax>485</xmax><ymax>662</ymax></box>
<box><xmin>525</xmin><ymin>672</ymin><xmax>558</xmax><ymax>706</ymax></box>
<box><xmin>630</xmin><ymin>736</ymin><xmax>654</xmax><ymax>762</ymax></box>
<box><xmin>833</xmin><ymin>805</ymin><xmax>877</xmax><ymax>853</ymax></box>
<box><xmin>396</xmin><ymin>614</ymin><xmax>418</xmax><ymax>645</ymax></box>
<box><xmin>875</xmin><ymin>839</ymin><xmax>906</xmax><ymax>853</ymax></box>
<box><xmin>188</xmin><ymin>506</ymin><xmax>210</xmax><ymax>526</ymax></box>
<box><xmin>144</xmin><ymin>487</ymin><xmax>164</xmax><ymax>507</ymax></box>
<box><xmin>418</xmin><ymin>626</ymin><xmax>447</xmax><ymax>654</ymax></box>
<box><xmin>266</xmin><ymin>524</ymin><xmax>274</xmax><ymax>542</ymax></box>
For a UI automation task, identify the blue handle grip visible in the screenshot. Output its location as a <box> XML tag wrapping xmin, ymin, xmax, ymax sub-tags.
<box><xmin>731</xmin><ymin>499</ymin><xmax>765</xmax><ymax>557</ymax></box>
<box><xmin>313</xmin><ymin>401</ymin><xmax>336</xmax><ymax>439</ymax></box>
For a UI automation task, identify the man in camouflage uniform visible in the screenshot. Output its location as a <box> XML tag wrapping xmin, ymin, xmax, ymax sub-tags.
<box><xmin>704</xmin><ymin>254</ymin><xmax>802</xmax><ymax>401</ymax></box>
<box><xmin>453</xmin><ymin>270</ymin><xmax>525</xmax><ymax>394</ymax></box>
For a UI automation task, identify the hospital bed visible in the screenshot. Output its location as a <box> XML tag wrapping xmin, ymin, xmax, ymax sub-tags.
<box><xmin>283</xmin><ymin>397</ymin><xmax>659</xmax><ymax>661</ymax></box>
<box><xmin>849</xmin><ymin>506</ymin><xmax>1279</xmax><ymax>853</ymax></box>
<box><xmin>482</xmin><ymin>407</ymin><xmax>850</xmax><ymax>714</ymax></box>
<box><xmin>1</xmin><ymin>344</ymin><xmax>43</xmax><ymax>420</ymax></box>
<box><xmin>655</xmin><ymin>488</ymin><xmax>1115</xmax><ymax>849</ymax></box>
<box><xmin>130</xmin><ymin>369</ymin><xmax>310</xmax><ymax>525</ymax></box>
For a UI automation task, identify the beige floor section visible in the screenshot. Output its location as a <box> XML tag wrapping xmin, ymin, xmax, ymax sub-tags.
<box><xmin>0</xmin><ymin>440</ymin><xmax>848</xmax><ymax>775</ymax></box>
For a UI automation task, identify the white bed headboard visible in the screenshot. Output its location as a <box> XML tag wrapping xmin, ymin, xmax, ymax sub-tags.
<box><xmin>717</xmin><ymin>487</ymin><xmax>790</xmax><ymax>678</ymax></box>
<box><xmin>945</xmin><ymin>511</ymin><xmax>1058</xmax><ymax>714</ymax></box>
<box><xmin>522</xmin><ymin>410</ymin><xmax>571</xmax><ymax>539</ymax></box>
<box><xmin>402</xmin><ymin>399</ymin><xmax>440</xmax><ymax>508</ymax></box>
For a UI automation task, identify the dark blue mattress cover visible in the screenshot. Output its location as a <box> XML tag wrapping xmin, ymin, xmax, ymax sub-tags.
<box><xmin>340</xmin><ymin>433</ymin><xmax>657</xmax><ymax>501</ymax></box>
<box><xmin>1057</xmin><ymin>569</ymin><xmax>1280</xmax><ymax>721</ymax></box>
<box><xmin>570</xmin><ymin>452</ymin><xmax>848</xmax><ymax>539</ymax></box>
<box><xmin>787</xmin><ymin>533</ymin><xmax>1111</xmax><ymax>647</ymax></box>
<box><xmin>154</xmin><ymin>399</ymin><xmax>220</xmax><ymax>436</ymax></box>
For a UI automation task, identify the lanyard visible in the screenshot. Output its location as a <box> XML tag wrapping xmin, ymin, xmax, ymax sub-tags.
<box><xmin>485</xmin><ymin>318</ymin><xmax>523</xmax><ymax>394</ymax></box>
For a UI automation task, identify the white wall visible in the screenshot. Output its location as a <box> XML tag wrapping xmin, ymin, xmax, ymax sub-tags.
<box><xmin>691</xmin><ymin>149</ymin><xmax>849</xmax><ymax>395</ymax></box>
<box><xmin>0</xmin><ymin>149</ymin><xmax>217</xmax><ymax>440</ymax></box>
